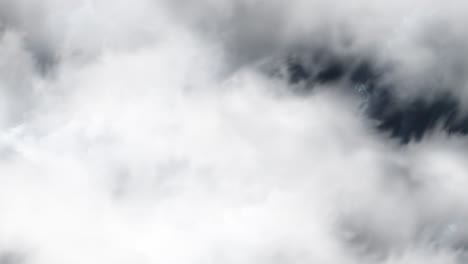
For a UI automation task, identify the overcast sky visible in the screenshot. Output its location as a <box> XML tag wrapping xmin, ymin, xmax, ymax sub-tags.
<box><xmin>1</xmin><ymin>1</ymin><xmax>468</xmax><ymax>264</ymax></box>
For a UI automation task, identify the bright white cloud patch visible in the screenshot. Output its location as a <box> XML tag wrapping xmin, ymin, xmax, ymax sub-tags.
<box><xmin>1</xmin><ymin>1</ymin><xmax>468</xmax><ymax>264</ymax></box>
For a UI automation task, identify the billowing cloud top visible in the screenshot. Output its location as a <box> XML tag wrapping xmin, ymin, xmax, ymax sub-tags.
<box><xmin>1</xmin><ymin>1</ymin><xmax>468</xmax><ymax>264</ymax></box>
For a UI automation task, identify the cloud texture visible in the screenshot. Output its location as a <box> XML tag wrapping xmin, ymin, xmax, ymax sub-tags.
<box><xmin>1</xmin><ymin>0</ymin><xmax>468</xmax><ymax>263</ymax></box>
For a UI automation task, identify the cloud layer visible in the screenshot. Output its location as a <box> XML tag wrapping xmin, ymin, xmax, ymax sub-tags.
<box><xmin>1</xmin><ymin>1</ymin><xmax>468</xmax><ymax>264</ymax></box>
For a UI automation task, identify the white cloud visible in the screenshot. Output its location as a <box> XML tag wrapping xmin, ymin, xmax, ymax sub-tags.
<box><xmin>1</xmin><ymin>1</ymin><xmax>468</xmax><ymax>264</ymax></box>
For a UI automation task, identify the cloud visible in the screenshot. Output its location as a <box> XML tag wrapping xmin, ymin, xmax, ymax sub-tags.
<box><xmin>1</xmin><ymin>1</ymin><xmax>468</xmax><ymax>264</ymax></box>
